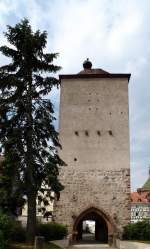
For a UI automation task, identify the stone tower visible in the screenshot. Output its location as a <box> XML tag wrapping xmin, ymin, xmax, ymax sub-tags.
<box><xmin>54</xmin><ymin>59</ymin><xmax>131</xmax><ymax>245</ymax></box>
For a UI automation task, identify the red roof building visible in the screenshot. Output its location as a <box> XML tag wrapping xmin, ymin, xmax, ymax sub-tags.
<box><xmin>131</xmin><ymin>168</ymin><xmax>150</xmax><ymax>223</ymax></box>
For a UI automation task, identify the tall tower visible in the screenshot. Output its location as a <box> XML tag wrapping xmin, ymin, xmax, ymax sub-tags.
<box><xmin>54</xmin><ymin>59</ymin><xmax>131</xmax><ymax>246</ymax></box>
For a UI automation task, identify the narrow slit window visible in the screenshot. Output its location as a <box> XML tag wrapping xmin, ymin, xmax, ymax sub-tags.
<box><xmin>108</xmin><ymin>130</ymin><xmax>113</xmax><ymax>136</ymax></box>
<box><xmin>75</xmin><ymin>131</ymin><xmax>79</xmax><ymax>136</ymax></box>
<box><xmin>97</xmin><ymin>131</ymin><xmax>101</xmax><ymax>136</ymax></box>
<box><xmin>85</xmin><ymin>130</ymin><xmax>89</xmax><ymax>136</ymax></box>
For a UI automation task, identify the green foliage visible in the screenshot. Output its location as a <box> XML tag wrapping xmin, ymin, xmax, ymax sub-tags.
<box><xmin>0</xmin><ymin>230</ymin><xmax>6</xmax><ymax>249</ymax></box>
<box><xmin>123</xmin><ymin>220</ymin><xmax>150</xmax><ymax>240</ymax></box>
<box><xmin>11</xmin><ymin>222</ymin><xmax>26</xmax><ymax>243</ymax></box>
<box><xmin>0</xmin><ymin>18</ymin><xmax>65</xmax><ymax>213</ymax></box>
<box><xmin>0</xmin><ymin>18</ymin><xmax>66</xmax><ymax>242</ymax></box>
<box><xmin>37</xmin><ymin>222</ymin><xmax>68</xmax><ymax>241</ymax></box>
<box><xmin>0</xmin><ymin>212</ymin><xmax>13</xmax><ymax>239</ymax></box>
<box><xmin>0</xmin><ymin>158</ymin><xmax>26</xmax><ymax>215</ymax></box>
<box><xmin>0</xmin><ymin>212</ymin><xmax>13</xmax><ymax>249</ymax></box>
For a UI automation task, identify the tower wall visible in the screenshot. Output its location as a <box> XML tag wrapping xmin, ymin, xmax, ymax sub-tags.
<box><xmin>54</xmin><ymin>76</ymin><xmax>131</xmax><ymax>238</ymax></box>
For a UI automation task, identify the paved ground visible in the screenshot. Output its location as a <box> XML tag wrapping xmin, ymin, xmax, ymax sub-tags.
<box><xmin>69</xmin><ymin>244</ymin><xmax>114</xmax><ymax>249</ymax></box>
<box><xmin>52</xmin><ymin>239</ymin><xmax>114</xmax><ymax>249</ymax></box>
<box><xmin>120</xmin><ymin>241</ymin><xmax>150</xmax><ymax>249</ymax></box>
<box><xmin>53</xmin><ymin>239</ymin><xmax>150</xmax><ymax>249</ymax></box>
<box><xmin>70</xmin><ymin>241</ymin><xmax>150</xmax><ymax>249</ymax></box>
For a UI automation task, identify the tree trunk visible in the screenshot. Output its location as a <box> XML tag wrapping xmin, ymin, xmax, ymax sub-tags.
<box><xmin>26</xmin><ymin>190</ymin><xmax>37</xmax><ymax>244</ymax></box>
<box><xmin>26</xmin><ymin>71</ymin><xmax>36</xmax><ymax>244</ymax></box>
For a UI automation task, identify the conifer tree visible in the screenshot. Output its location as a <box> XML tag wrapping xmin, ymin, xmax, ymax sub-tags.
<box><xmin>0</xmin><ymin>19</ymin><xmax>65</xmax><ymax>244</ymax></box>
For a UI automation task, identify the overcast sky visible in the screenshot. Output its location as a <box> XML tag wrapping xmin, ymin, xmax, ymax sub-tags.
<box><xmin>0</xmin><ymin>0</ymin><xmax>150</xmax><ymax>191</ymax></box>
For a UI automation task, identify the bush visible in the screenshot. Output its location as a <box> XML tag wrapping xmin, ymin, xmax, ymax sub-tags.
<box><xmin>37</xmin><ymin>222</ymin><xmax>68</xmax><ymax>241</ymax></box>
<box><xmin>123</xmin><ymin>220</ymin><xmax>150</xmax><ymax>241</ymax></box>
<box><xmin>0</xmin><ymin>212</ymin><xmax>13</xmax><ymax>238</ymax></box>
<box><xmin>10</xmin><ymin>222</ymin><xmax>26</xmax><ymax>242</ymax></box>
<box><xmin>0</xmin><ymin>212</ymin><xmax>13</xmax><ymax>249</ymax></box>
<box><xmin>0</xmin><ymin>230</ymin><xmax>7</xmax><ymax>249</ymax></box>
<box><xmin>0</xmin><ymin>212</ymin><xmax>26</xmax><ymax>245</ymax></box>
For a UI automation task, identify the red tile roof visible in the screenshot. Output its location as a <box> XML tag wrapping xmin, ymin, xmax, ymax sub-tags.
<box><xmin>131</xmin><ymin>191</ymin><xmax>150</xmax><ymax>203</ymax></box>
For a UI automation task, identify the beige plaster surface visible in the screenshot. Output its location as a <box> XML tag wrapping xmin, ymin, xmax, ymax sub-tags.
<box><xmin>55</xmin><ymin>76</ymin><xmax>131</xmax><ymax>237</ymax></box>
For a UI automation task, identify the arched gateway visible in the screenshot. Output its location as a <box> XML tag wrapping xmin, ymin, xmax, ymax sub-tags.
<box><xmin>54</xmin><ymin>60</ymin><xmax>131</xmax><ymax>246</ymax></box>
<box><xmin>73</xmin><ymin>207</ymin><xmax>115</xmax><ymax>244</ymax></box>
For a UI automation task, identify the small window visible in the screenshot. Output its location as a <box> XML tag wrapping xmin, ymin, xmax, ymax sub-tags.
<box><xmin>85</xmin><ymin>130</ymin><xmax>89</xmax><ymax>136</ymax></box>
<box><xmin>97</xmin><ymin>131</ymin><xmax>101</xmax><ymax>136</ymax></box>
<box><xmin>75</xmin><ymin>131</ymin><xmax>79</xmax><ymax>136</ymax></box>
<box><xmin>108</xmin><ymin>130</ymin><xmax>113</xmax><ymax>136</ymax></box>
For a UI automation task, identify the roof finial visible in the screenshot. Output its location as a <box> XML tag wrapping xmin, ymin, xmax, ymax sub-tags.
<box><xmin>83</xmin><ymin>58</ymin><xmax>92</xmax><ymax>69</ymax></box>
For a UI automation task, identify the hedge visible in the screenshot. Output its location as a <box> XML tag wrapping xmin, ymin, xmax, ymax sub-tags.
<box><xmin>0</xmin><ymin>212</ymin><xmax>13</xmax><ymax>249</ymax></box>
<box><xmin>37</xmin><ymin>222</ymin><xmax>68</xmax><ymax>241</ymax></box>
<box><xmin>123</xmin><ymin>220</ymin><xmax>150</xmax><ymax>241</ymax></box>
<box><xmin>10</xmin><ymin>222</ymin><xmax>26</xmax><ymax>242</ymax></box>
<box><xmin>0</xmin><ymin>212</ymin><xmax>68</xmax><ymax>245</ymax></box>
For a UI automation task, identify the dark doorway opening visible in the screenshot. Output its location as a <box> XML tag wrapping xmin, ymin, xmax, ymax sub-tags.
<box><xmin>75</xmin><ymin>211</ymin><xmax>108</xmax><ymax>243</ymax></box>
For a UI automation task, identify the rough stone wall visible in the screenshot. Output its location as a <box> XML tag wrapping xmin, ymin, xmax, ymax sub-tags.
<box><xmin>55</xmin><ymin>168</ymin><xmax>130</xmax><ymax>233</ymax></box>
<box><xmin>54</xmin><ymin>77</ymin><xmax>131</xmax><ymax>235</ymax></box>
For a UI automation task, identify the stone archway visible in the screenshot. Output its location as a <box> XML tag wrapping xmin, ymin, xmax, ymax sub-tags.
<box><xmin>73</xmin><ymin>207</ymin><xmax>115</xmax><ymax>246</ymax></box>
